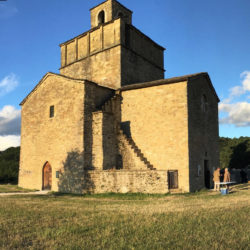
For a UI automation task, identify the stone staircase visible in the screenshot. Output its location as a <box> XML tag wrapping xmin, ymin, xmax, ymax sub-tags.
<box><xmin>95</xmin><ymin>93</ymin><xmax>155</xmax><ymax>171</ymax></box>
<box><xmin>119</xmin><ymin>128</ymin><xmax>156</xmax><ymax>171</ymax></box>
<box><xmin>97</xmin><ymin>94</ymin><xmax>121</xmax><ymax>113</ymax></box>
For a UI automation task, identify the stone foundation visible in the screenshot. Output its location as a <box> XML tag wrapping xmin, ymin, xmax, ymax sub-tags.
<box><xmin>82</xmin><ymin>170</ymin><xmax>168</xmax><ymax>194</ymax></box>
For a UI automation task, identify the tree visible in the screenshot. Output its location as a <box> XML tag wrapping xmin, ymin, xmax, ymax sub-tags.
<box><xmin>220</xmin><ymin>137</ymin><xmax>250</xmax><ymax>169</ymax></box>
<box><xmin>0</xmin><ymin>147</ymin><xmax>20</xmax><ymax>184</ymax></box>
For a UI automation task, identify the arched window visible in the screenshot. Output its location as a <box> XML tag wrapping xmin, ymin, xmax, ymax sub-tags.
<box><xmin>117</xmin><ymin>12</ymin><xmax>124</xmax><ymax>18</ymax></box>
<box><xmin>98</xmin><ymin>11</ymin><xmax>105</xmax><ymax>25</ymax></box>
<box><xmin>201</xmin><ymin>94</ymin><xmax>208</xmax><ymax>112</ymax></box>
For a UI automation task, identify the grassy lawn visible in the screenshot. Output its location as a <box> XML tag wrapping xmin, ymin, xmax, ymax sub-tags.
<box><xmin>0</xmin><ymin>184</ymin><xmax>35</xmax><ymax>193</ymax></box>
<box><xmin>0</xmin><ymin>185</ymin><xmax>249</xmax><ymax>249</ymax></box>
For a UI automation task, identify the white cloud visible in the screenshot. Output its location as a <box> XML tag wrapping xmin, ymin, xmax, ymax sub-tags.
<box><xmin>0</xmin><ymin>73</ymin><xmax>19</xmax><ymax>97</ymax></box>
<box><xmin>0</xmin><ymin>3</ymin><xmax>18</xmax><ymax>19</ymax></box>
<box><xmin>219</xmin><ymin>102</ymin><xmax>250</xmax><ymax>127</ymax></box>
<box><xmin>223</xmin><ymin>71</ymin><xmax>250</xmax><ymax>103</ymax></box>
<box><xmin>241</xmin><ymin>71</ymin><xmax>250</xmax><ymax>92</ymax></box>
<box><xmin>0</xmin><ymin>105</ymin><xmax>21</xmax><ymax>135</ymax></box>
<box><xmin>230</xmin><ymin>85</ymin><xmax>245</xmax><ymax>97</ymax></box>
<box><xmin>219</xmin><ymin>71</ymin><xmax>250</xmax><ymax>127</ymax></box>
<box><xmin>0</xmin><ymin>135</ymin><xmax>20</xmax><ymax>151</ymax></box>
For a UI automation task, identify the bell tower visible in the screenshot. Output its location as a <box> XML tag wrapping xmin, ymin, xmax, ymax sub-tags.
<box><xmin>90</xmin><ymin>0</ymin><xmax>132</xmax><ymax>28</ymax></box>
<box><xmin>59</xmin><ymin>0</ymin><xmax>165</xmax><ymax>89</ymax></box>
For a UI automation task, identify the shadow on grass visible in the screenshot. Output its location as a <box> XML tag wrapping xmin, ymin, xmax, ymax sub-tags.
<box><xmin>173</xmin><ymin>189</ymin><xmax>210</xmax><ymax>196</ymax></box>
<box><xmin>235</xmin><ymin>183</ymin><xmax>250</xmax><ymax>190</ymax></box>
<box><xmin>50</xmin><ymin>189</ymin><xmax>220</xmax><ymax>200</ymax></box>
<box><xmin>0</xmin><ymin>184</ymin><xmax>37</xmax><ymax>193</ymax></box>
<box><xmin>51</xmin><ymin>192</ymin><xmax>170</xmax><ymax>200</ymax></box>
<box><xmin>230</xmin><ymin>183</ymin><xmax>250</xmax><ymax>193</ymax></box>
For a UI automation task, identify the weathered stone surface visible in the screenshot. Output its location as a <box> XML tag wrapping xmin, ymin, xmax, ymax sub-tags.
<box><xmin>61</xmin><ymin>44</ymin><xmax>121</xmax><ymax>89</ymax></box>
<box><xmin>121</xmin><ymin>46</ymin><xmax>164</xmax><ymax>86</ymax></box>
<box><xmin>90</xmin><ymin>0</ymin><xmax>132</xmax><ymax>28</ymax></box>
<box><xmin>92</xmin><ymin>111</ymin><xmax>118</xmax><ymax>170</ymax></box>
<box><xmin>19</xmin><ymin>74</ymin><xmax>114</xmax><ymax>191</ymax></box>
<box><xmin>82</xmin><ymin>170</ymin><xmax>168</xmax><ymax>194</ymax></box>
<box><xmin>19</xmin><ymin>73</ymin><xmax>85</xmax><ymax>191</ymax></box>
<box><xmin>187</xmin><ymin>76</ymin><xmax>220</xmax><ymax>191</ymax></box>
<box><xmin>60</xmin><ymin>17</ymin><xmax>164</xmax><ymax>89</ymax></box>
<box><xmin>118</xmin><ymin>130</ymin><xmax>151</xmax><ymax>170</ymax></box>
<box><xmin>121</xmin><ymin>81</ymin><xmax>190</xmax><ymax>192</ymax></box>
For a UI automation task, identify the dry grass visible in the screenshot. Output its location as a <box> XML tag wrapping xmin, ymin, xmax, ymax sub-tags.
<box><xmin>0</xmin><ymin>184</ymin><xmax>249</xmax><ymax>249</ymax></box>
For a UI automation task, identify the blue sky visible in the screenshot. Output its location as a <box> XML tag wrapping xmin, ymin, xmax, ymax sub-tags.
<box><xmin>0</xmin><ymin>0</ymin><xmax>250</xmax><ymax>150</ymax></box>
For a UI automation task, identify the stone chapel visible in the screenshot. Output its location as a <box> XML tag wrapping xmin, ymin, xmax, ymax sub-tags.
<box><xmin>18</xmin><ymin>0</ymin><xmax>220</xmax><ymax>193</ymax></box>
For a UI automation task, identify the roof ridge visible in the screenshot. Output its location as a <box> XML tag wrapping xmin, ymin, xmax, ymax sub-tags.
<box><xmin>119</xmin><ymin>72</ymin><xmax>219</xmax><ymax>102</ymax></box>
<box><xmin>19</xmin><ymin>72</ymin><xmax>85</xmax><ymax>106</ymax></box>
<box><xmin>20</xmin><ymin>72</ymin><xmax>116</xmax><ymax>106</ymax></box>
<box><xmin>120</xmin><ymin>72</ymin><xmax>208</xmax><ymax>91</ymax></box>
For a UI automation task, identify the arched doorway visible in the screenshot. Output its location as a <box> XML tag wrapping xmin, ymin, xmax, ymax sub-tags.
<box><xmin>43</xmin><ymin>162</ymin><xmax>52</xmax><ymax>190</ymax></box>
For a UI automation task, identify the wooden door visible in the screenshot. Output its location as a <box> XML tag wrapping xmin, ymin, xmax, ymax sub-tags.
<box><xmin>168</xmin><ymin>170</ymin><xmax>178</xmax><ymax>189</ymax></box>
<box><xmin>43</xmin><ymin>162</ymin><xmax>52</xmax><ymax>190</ymax></box>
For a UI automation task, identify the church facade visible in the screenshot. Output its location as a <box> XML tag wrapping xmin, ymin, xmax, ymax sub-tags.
<box><xmin>18</xmin><ymin>0</ymin><xmax>220</xmax><ymax>193</ymax></box>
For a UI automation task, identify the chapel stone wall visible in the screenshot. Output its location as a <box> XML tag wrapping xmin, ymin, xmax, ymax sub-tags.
<box><xmin>92</xmin><ymin>111</ymin><xmax>118</xmax><ymax>170</ymax></box>
<box><xmin>60</xmin><ymin>18</ymin><xmax>165</xmax><ymax>89</ymax></box>
<box><xmin>60</xmin><ymin>19</ymin><xmax>122</xmax><ymax>89</ymax></box>
<box><xmin>121</xmin><ymin>46</ymin><xmax>164</xmax><ymax>86</ymax></box>
<box><xmin>82</xmin><ymin>170</ymin><xmax>168</xmax><ymax>194</ymax></box>
<box><xmin>120</xmin><ymin>82</ymin><xmax>190</xmax><ymax>192</ymax></box>
<box><xmin>187</xmin><ymin>76</ymin><xmax>220</xmax><ymax>192</ymax></box>
<box><xmin>82</xmin><ymin>81</ymin><xmax>115</xmax><ymax>169</ymax></box>
<box><xmin>19</xmin><ymin>75</ymin><xmax>85</xmax><ymax>191</ymax></box>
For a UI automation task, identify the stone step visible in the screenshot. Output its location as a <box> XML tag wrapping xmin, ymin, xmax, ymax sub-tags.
<box><xmin>136</xmin><ymin>151</ymin><xmax>143</xmax><ymax>158</ymax></box>
<box><xmin>120</xmin><ymin>127</ymin><xmax>156</xmax><ymax>171</ymax></box>
<box><xmin>134</xmin><ymin>148</ymin><xmax>141</xmax><ymax>154</ymax></box>
<box><xmin>98</xmin><ymin>94</ymin><xmax>120</xmax><ymax>111</ymax></box>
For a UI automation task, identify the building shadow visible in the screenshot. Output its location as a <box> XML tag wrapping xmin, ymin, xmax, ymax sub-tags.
<box><xmin>102</xmin><ymin>94</ymin><xmax>123</xmax><ymax>170</ymax></box>
<box><xmin>58</xmin><ymin>150</ymin><xmax>95</xmax><ymax>194</ymax></box>
<box><xmin>121</xmin><ymin>121</ymin><xmax>131</xmax><ymax>137</ymax></box>
<box><xmin>84</xmin><ymin>84</ymin><xmax>93</xmax><ymax>170</ymax></box>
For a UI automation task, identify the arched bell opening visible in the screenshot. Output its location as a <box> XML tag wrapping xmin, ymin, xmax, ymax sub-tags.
<box><xmin>98</xmin><ymin>10</ymin><xmax>105</xmax><ymax>25</ymax></box>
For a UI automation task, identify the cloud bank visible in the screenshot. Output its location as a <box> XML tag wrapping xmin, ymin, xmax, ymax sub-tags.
<box><xmin>219</xmin><ymin>71</ymin><xmax>250</xmax><ymax>127</ymax></box>
<box><xmin>219</xmin><ymin>102</ymin><xmax>250</xmax><ymax>127</ymax></box>
<box><xmin>0</xmin><ymin>105</ymin><xmax>21</xmax><ymax>151</ymax></box>
<box><xmin>0</xmin><ymin>135</ymin><xmax>20</xmax><ymax>151</ymax></box>
<box><xmin>0</xmin><ymin>73</ymin><xmax>20</xmax><ymax>150</ymax></box>
<box><xmin>0</xmin><ymin>105</ymin><xmax>21</xmax><ymax>135</ymax></box>
<box><xmin>0</xmin><ymin>73</ymin><xmax>19</xmax><ymax>97</ymax></box>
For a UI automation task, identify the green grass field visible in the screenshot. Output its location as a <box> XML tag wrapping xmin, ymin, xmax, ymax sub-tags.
<box><xmin>0</xmin><ymin>185</ymin><xmax>249</xmax><ymax>249</ymax></box>
<box><xmin>0</xmin><ymin>184</ymin><xmax>34</xmax><ymax>193</ymax></box>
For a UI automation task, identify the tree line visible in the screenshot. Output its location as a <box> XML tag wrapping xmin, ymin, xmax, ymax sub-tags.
<box><xmin>220</xmin><ymin>136</ymin><xmax>250</xmax><ymax>169</ymax></box>
<box><xmin>0</xmin><ymin>137</ymin><xmax>249</xmax><ymax>184</ymax></box>
<box><xmin>0</xmin><ymin>147</ymin><xmax>20</xmax><ymax>184</ymax></box>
